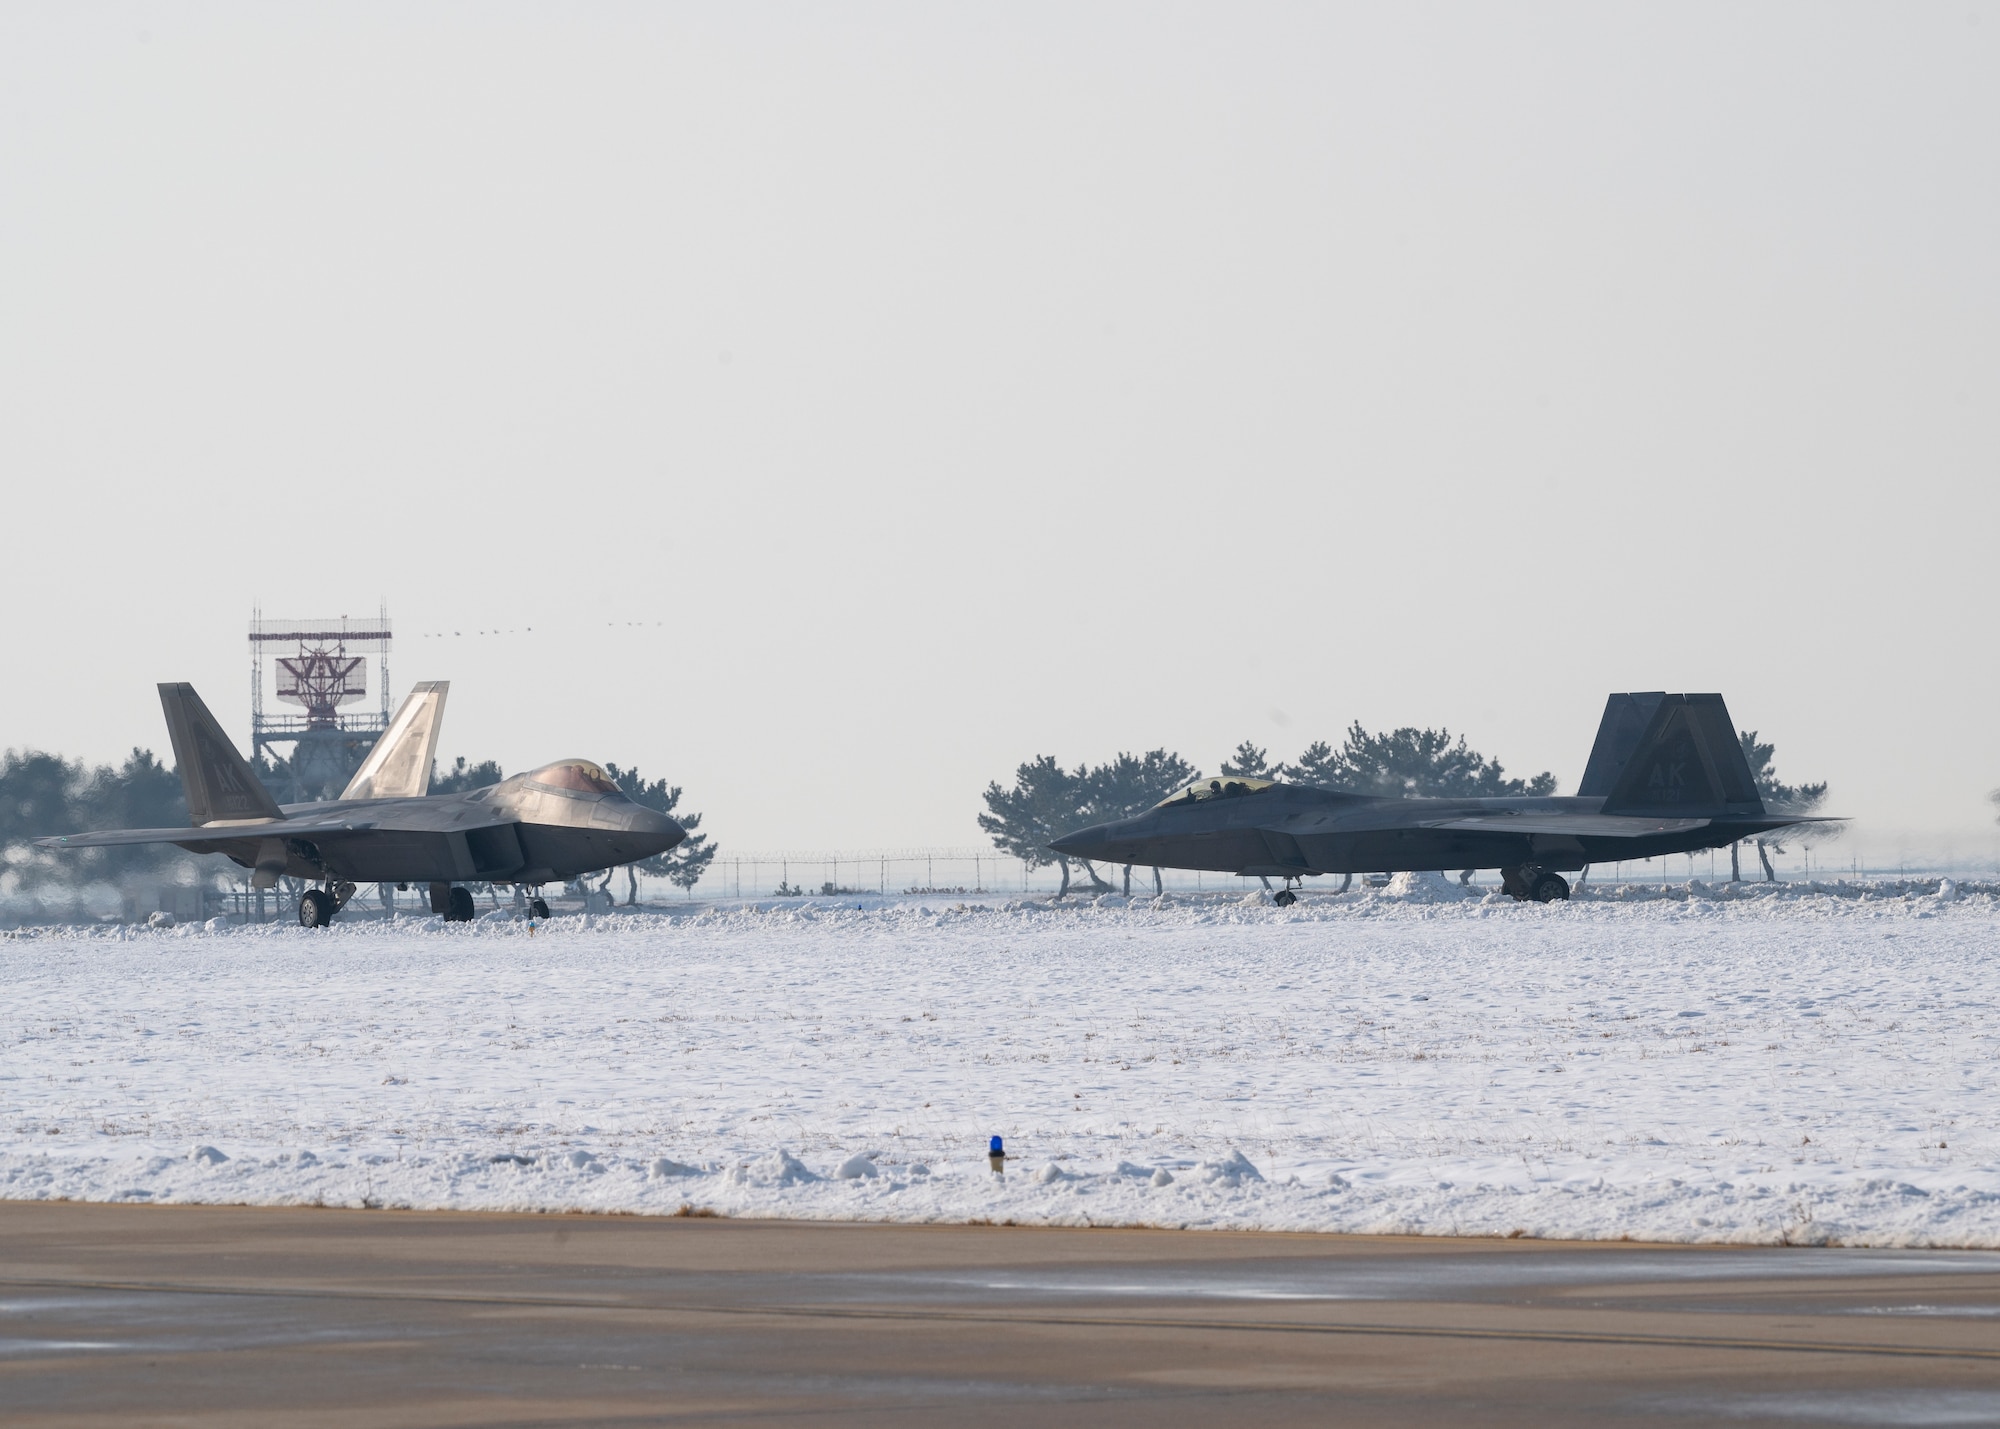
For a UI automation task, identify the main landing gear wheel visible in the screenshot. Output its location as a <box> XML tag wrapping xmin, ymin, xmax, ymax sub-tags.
<box><xmin>529</xmin><ymin>897</ymin><xmax>550</xmax><ymax>920</ymax></box>
<box><xmin>1531</xmin><ymin>872</ymin><xmax>1572</xmax><ymax>903</ymax></box>
<box><xmin>298</xmin><ymin>889</ymin><xmax>336</xmax><ymax>928</ymax></box>
<box><xmin>1273</xmin><ymin>889</ymin><xmax>1298</xmax><ymax>908</ymax></box>
<box><xmin>446</xmin><ymin>886</ymin><xmax>477</xmax><ymax>922</ymax></box>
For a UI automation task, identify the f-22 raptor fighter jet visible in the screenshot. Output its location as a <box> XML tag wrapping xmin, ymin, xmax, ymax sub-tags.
<box><xmin>37</xmin><ymin>683</ymin><xmax>684</xmax><ymax>926</ymax></box>
<box><xmin>1052</xmin><ymin>692</ymin><xmax>1831</xmax><ymax>904</ymax></box>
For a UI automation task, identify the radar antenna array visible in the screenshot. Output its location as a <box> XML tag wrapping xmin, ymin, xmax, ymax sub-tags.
<box><xmin>248</xmin><ymin>604</ymin><xmax>393</xmax><ymax>802</ymax></box>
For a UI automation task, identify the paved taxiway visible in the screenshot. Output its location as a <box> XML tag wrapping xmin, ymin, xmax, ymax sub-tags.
<box><xmin>4</xmin><ymin>1203</ymin><xmax>2000</xmax><ymax>1426</ymax></box>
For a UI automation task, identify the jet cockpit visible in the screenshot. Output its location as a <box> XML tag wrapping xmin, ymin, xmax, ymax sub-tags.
<box><xmin>523</xmin><ymin>759</ymin><xmax>622</xmax><ymax>796</ymax></box>
<box><xmin>1154</xmin><ymin>776</ymin><xmax>1277</xmax><ymax>809</ymax></box>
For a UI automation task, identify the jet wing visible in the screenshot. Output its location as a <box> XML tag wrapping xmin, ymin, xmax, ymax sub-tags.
<box><xmin>34</xmin><ymin>814</ymin><xmax>403</xmax><ymax>851</ymax></box>
<box><xmin>39</xmin><ymin>799</ymin><xmax>531</xmax><ymax>884</ymax></box>
<box><xmin>1414</xmin><ymin>813</ymin><xmax>1711</xmax><ymax>838</ymax></box>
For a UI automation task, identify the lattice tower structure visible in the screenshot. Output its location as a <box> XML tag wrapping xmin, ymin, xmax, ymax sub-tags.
<box><xmin>249</xmin><ymin>606</ymin><xmax>393</xmax><ymax>803</ymax></box>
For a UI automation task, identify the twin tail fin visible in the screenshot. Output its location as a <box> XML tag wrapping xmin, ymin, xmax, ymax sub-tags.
<box><xmin>157</xmin><ymin>683</ymin><xmax>284</xmax><ymax>825</ymax></box>
<box><xmin>1581</xmin><ymin>692</ymin><xmax>1764</xmax><ymax>817</ymax></box>
<box><xmin>342</xmin><ymin>681</ymin><xmax>449</xmax><ymax>800</ymax></box>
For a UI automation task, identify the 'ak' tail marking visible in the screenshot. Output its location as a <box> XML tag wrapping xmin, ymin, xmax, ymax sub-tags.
<box><xmin>157</xmin><ymin>683</ymin><xmax>283</xmax><ymax>825</ymax></box>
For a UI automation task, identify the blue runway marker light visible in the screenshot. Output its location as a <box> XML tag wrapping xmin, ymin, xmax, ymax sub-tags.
<box><xmin>988</xmin><ymin>1135</ymin><xmax>1006</xmax><ymax>1174</ymax></box>
<box><xmin>989</xmin><ymin>1135</ymin><xmax>1004</xmax><ymax>1155</ymax></box>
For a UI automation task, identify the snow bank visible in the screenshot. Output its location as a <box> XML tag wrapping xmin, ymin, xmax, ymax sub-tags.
<box><xmin>4</xmin><ymin>885</ymin><xmax>1999</xmax><ymax>1246</ymax></box>
<box><xmin>1379</xmin><ymin>870</ymin><xmax>1476</xmax><ymax>902</ymax></box>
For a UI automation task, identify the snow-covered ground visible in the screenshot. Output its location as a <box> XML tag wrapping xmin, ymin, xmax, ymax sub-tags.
<box><xmin>4</xmin><ymin>878</ymin><xmax>1999</xmax><ymax>1246</ymax></box>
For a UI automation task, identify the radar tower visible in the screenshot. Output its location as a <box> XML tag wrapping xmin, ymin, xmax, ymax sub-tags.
<box><xmin>248</xmin><ymin>605</ymin><xmax>393</xmax><ymax>802</ymax></box>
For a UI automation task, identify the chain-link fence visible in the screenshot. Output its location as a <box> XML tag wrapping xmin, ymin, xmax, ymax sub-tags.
<box><xmin>670</xmin><ymin>848</ymin><xmax>1219</xmax><ymax>900</ymax></box>
<box><xmin>10</xmin><ymin>835</ymin><xmax>2000</xmax><ymax>926</ymax></box>
<box><xmin>644</xmin><ymin>836</ymin><xmax>2000</xmax><ymax>902</ymax></box>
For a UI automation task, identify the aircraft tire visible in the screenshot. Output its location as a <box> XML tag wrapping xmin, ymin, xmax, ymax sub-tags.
<box><xmin>1273</xmin><ymin>889</ymin><xmax>1298</xmax><ymax>907</ymax></box>
<box><xmin>1530</xmin><ymin>872</ymin><xmax>1571</xmax><ymax>903</ymax></box>
<box><xmin>298</xmin><ymin>889</ymin><xmax>335</xmax><ymax>928</ymax></box>
<box><xmin>529</xmin><ymin>897</ymin><xmax>551</xmax><ymax>920</ymax></box>
<box><xmin>446</xmin><ymin>886</ymin><xmax>476</xmax><ymax>922</ymax></box>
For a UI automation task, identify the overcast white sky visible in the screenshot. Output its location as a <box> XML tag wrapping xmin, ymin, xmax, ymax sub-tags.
<box><xmin>2</xmin><ymin>3</ymin><xmax>1995</xmax><ymax>851</ymax></box>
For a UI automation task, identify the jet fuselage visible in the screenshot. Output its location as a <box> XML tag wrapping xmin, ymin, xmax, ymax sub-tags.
<box><xmin>228</xmin><ymin>764</ymin><xmax>685</xmax><ymax>886</ymax></box>
<box><xmin>1052</xmin><ymin>783</ymin><xmax>1802</xmax><ymax>879</ymax></box>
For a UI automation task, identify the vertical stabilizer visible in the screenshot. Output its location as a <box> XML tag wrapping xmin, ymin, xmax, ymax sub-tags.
<box><xmin>1599</xmin><ymin>693</ymin><xmax>1764</xmax><ymax>816</ymax></box>
<box><xmin>157</xmin><ymin>683</ymin><xmax>283</xmax><ymax>825</ymax></box>
<box><xmin>342</xmin><ymin>681</ymin><xmax>449</xmax><ymax>800</ymax></box>
<box><xmin>1576</xmin><ymin>692</ymin><xmax>1667</xmax><ymax>798</ymax></box>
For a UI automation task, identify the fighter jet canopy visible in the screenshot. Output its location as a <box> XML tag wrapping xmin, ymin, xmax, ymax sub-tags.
<box><xmin>1154</xmin><ymin>776</ymin><xmax>1277</xmax><ymax>809</ymax></box>
<box><xmin>524</xmin><ymin>759</ymin><xmax>621</xmax><ymax>795</ymax></box>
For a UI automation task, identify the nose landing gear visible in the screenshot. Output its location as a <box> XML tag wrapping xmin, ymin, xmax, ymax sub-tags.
<box><xmin>1272</xmin><ymin>876</ymin><xmax>1304</xmax><ymax>908</ymax></box>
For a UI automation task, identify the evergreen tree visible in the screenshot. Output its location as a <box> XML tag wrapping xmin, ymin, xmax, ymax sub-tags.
<box><xmin>1</xmin><ymin>746</ymin><xmax>192</xmax><ymax>897</ymax></box>
<box><xmin>979</xmin><ymin>755</ymin><xmax>1105</xmax><ymax>897</ymax></box>
<box><xmin>1280</xmin><ymin>723</ymin><xmax>1555</xmax><ymax>798</ymax></box>
<box><xmin>430</xmin><ymin>756</ymin><xmax>505</xmax><ymax>795</ymax></box>
<box><xmin>1088</xmin><ymin>749</ymin><xmax>1198</xmax><ymax>819</ymax></box>
<box><xmin>1735</xmin><ymin>731</ymin><xmax>1832</xmax><ymax>882</ymax></box>
<box><xmin>1279</xmin><ymin>739</ymin><xmax>1341</xmax><ymax>786</ymax></box>
<box><xmin>1</xmin><ymin>750</ymin><xmax>87</xmax><ymax>843</ymax></box>
<box><xmin>83</xmin><ymin>748</ymin><xmax>183</xmax><ymax>828</ymax></box>
<box><xmin>78</xmin><ymin>749</ymin><xmax>188</xmax><ymax>880</ymax></box>
<box><xmin>603</xmin><ymin>763</ymin><xmax>716</xmax><ymax>902</ymax></box>
<box><xmin>1219</xmin><ymin>741</ymin><xmax>1271</xmax><ymax>778</ymax></box>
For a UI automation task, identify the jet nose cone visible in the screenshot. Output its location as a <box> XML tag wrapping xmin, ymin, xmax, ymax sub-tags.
<box><xmin>1051</xmin><ymin>824</ymin><xmax>1108</xmax><ymax>856</ymax></box>
<box><xmin>629</xmin><ymin>806</ymin><xmax>686</xmax><ymax>847</ymax></box>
